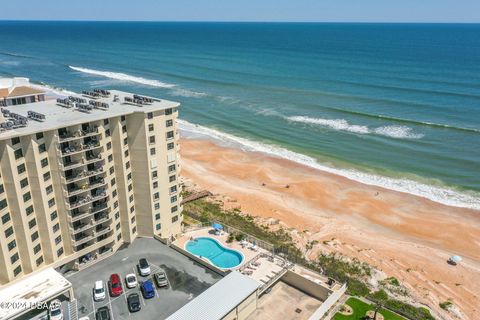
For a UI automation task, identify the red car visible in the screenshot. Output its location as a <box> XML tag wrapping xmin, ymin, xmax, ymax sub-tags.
<box><xmin>109</xmin><ymin>273</ymin><xmax>123</xmax><ymax>297</ymax></box>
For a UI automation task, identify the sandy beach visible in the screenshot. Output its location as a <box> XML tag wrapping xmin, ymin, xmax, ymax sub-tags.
<box><xmin>179</xmin><ymin>138</ymin><xmax>480</xmax><ymax>320</ymax></box>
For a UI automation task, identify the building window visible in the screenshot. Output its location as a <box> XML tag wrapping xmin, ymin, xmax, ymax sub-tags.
<box><xmin>11</xmin><ymin>253</ymin><xmax>19</xmax><ymax>264</ymax></box>
<box><xmin>17</xmin><ymin>163</ymin><xmax>26</xmax><ymax>174</ymax></box>
<box><xmin>108</xmin><ymin>154</ymin><xmax>113</xmax><ymax>162</ymax></box>
<box><xmin>41</xmin><ymin>158</ymin><xmax>48</xmax><ymax>168</ymax></box>
<box><xmin>154</xmin><ymin>203</ymin><xmax>160</xmax><ymax>210</ymax></box>
<box><xmin>57</xmin><ymin>247</ymin><xmax>64</xmax><ymax>257</ymax></box>
<box><xmin>26</xmin><ymin>205</ymin><xmax>34</xmax><ymax>216</ymax></box>
<box><xmin>5</xmin><ymin>226</ymin><xmax>14</xmax><ymax>238</ymax></box>
<box><xmin>36</xmin><ymin>256</ymin><xmax>44</xmax><ymax>266</ymax></box>
<box><xmin>117</xmin><ymin>233</ymin><xmax>122</xmax><ymax>241</ymax></box>
<box><xmin>50</xmin><ymin>211</ymin><xmax>58</xmax><ymax>221</ymax></box>
<box><xmin>115</xmin><ymin>212</ymin><xmax>120</xmax><ymax>220</ymax></box>
<box><xmin>13</xmin><ymin>265</ymin><xmax>22</xmax><ymax>276</ymax></box>
<box><xmin>28</xmin><ymin>218</ymin><xmax>36</xmax><ymax>229</ymax></box>
<box><xmin>109</xmin><ymin>167</ymin><xmax>114</xmax><ymax>175</ymax></box>
<box><xmin>170</xmin><ymin>195</ymin><xmax>177</xmax><ymax>203</ymax></box>
<box><xmin>14</xmin><ymin>148</ymin><xmax>23</xmax><ymax>159</ymax></box>
<box><xmin>149</xmin><ymin>136</ymin><xmax>155</xmax><ymax>144</ymax></box>
<box><xmin>127</xmin><ymin>173</ymin><xmax>132</xmax><ymax>181</ymax></box>
<box><xmin>132</xmin><ymin>226</ymin><xmax>136</xmax><ymax>234</ymax></box>
<box><xmin>126</xmin><ymin>161</ymin><xmax>130</xmax><ymax>169</ymax></box>
<box><xmin>155</xmin><ymin>213</ymin><xmax>160</xmax><ymax>220</ymax></box>
<box><xmin>122</xmin><ymin>125</ymin><xmax>127</xmax><ymax>133</ymax></box>
<box><xmin>153</xmin><ymin>192</ymin><xmax>159</xmax><ymax>201</ymax></box>
<box><xmin>169</xmin><ymin>186</ymin><xmax>177</xmax><ymax>194</ymax></box>
<box><xmin>0</xmin><ymin>199</ymin><xmax>7</xmax><ymax>210</ymax></box>
<box><xmin>116</xmin><ymin>223</ymin><xmax>121</xmax><ymax>231</ymax></box>
<box><xmin>23</xmin><ymin>192</ymin><xmax>32</xmax><ymax>202</ymax></box>
<box><xmin>172</xmin><ymin>216</ymin><xmax>179</xmax><ymax>223</ymax></box>
<box><xmin>153</xmin><ymin>181</ymin><xmax>158</xmax><ymax>189</ymax></box>
<box><xmin>124</xmin><ymin>150</ymin><xmax>129</xmax><ymax>158</ymax></box>
<box><xmin>48</xmin><ymin>198</ymin><xmax>55</xmax><ymax>208</ymax></box>
<box><xmin>147</xmin><ymin>112</ymin><xmax>153</xmax><ymax>119</ymax></box>
<box><xmin>43</xmin><ymin>171</ymin><xmax>51</xmax><ymax>181</ymax></box>
<box><xmin>166</xmin><ymin>131</ymin><xmax>174</xmax><ymax>139</ymax></box>
<box><xmin>148</xmin><ymin>124</ymin><xmax>154</xmax><ymax>131</ymax></box>
<box><xmin>55</xmin><ymin>235</ymin><xmax>62</xmax><ymax>245</ymax></box>
<box><xmin>0</xmin><ymin>184</ymin><xmax>3</xmax><ymax>194</ymax></box>
<box><xmin>112</xmin><ymin>190</ymin><xmax>117</xmax><ymax>198</ymax></box>
<box><xmin>156</xmin><ymin>223</ymin><xmax>161</xmax><ymax>230</ymax></box>
<box><xmin>2</xmin><ymin>212</ymin><xmax>11</xmax><ymax>224</ymax></box>
<box><xmin>167</xmin><ymin>142</ymin><xmax>174</xmax><ymax>150</ymax></box>
<box><xmin>123</xmin><ymin>138</ymin><xmax>128</xmax><ymax>146</ymax></box>
<box><xmin>131</xmin><ymin>216</ymin><xmax>135</xmax><ymax>223</ymax></box>
<box><xmin>38</xmin><ymin>143</ymin><xmax>47</xmax><ymax>153</ymax></box>
<box><xmin>128</xmin><ymin>184</ymin><xmax>132</xmax><ymax>192</ymax></box>
<box><xmin>150</xmin><ymin>148</ymin><xmax>156</xmax><ymax>155</ymax></box>
<box><xmin>11</xmin><ymin>137</ymin><xmax>20</xmax><ymax>145</ymax></box>
<box><xmin>36</xmin><ymin>132</ymin><xmax>44</xmax><ymax>140</ymax></box>
<box><xmin>129</xmin><ymin>195</ymin><xmax>134</xmax><ymax>203</ymax></box>
<box><xmin>114</xmin><ymin>201</ymin><xmax>119</xmax><ymax>209</ymax></box>
<box><xmin>33</xmin><ymin>244</ymin><xmax>41</xmax><ymax>254</ymax></box>
<box><xmin>46</xmin><ymin>185</ymin><xmax>53</xmax><ymax>195</ymax></box>
<box><xmin>111</xmin><ymin>178</ymin><xmax>116</xmax><ymax>186</ymax></box>
<box><xmin>8</xmin><ymin>240</ymin><xmax>16</xmax><ymax>251</ymax></box>
<box><xmin>20</xmin><ymin>178</ymin><xmax>29</xmax><ymax>188</ymax></box>
<box><xmin>171</xmin><ymin>205</ymin><xmax>178</xmax><ymax>213</ymax></box>
<box><xmin>104</xmin><ymin>119</ymin><xmax>109</xmax><ymax>125</ymax></box>
<box><xmin>130</xmin><ymin>206</ymin><xmax>135</xmax><ymax>213</ymax></box>
<box><xmin>169</xmin><ymin>175</ymin><xmax>176</xmax><ymax>182</ymax></box>
<box><xmin>107</xmin><ymin>142</ymin><xmax>112</xmax><ymax>150</ymax></box>
<box><xmin>165</xmin><ymin>108</ymin><xmax>172</xmax><ymax>115</ymax></box>
<box><xmin>152</xmin><ymin>171</ymin><xmax>157</xmax><ymax>179</ymax></box>
<box><xmin>168</xmin><ymin>165</ymin><xmax>176</xmax><ymax>173</ymax></box>
<box><xmin>105</xmin><ymin>129</ymin><xmax>110</xmax><ymax>137</ymax></box>
<box><xmin>31</xmin><ymin>231</ymin><xmax>39</xmax><ymax>242</ymax></box>
<box><xmin>53</xmin><ymin>223</ymin><xmax>60</xmax><ymax>233</ymax></box>
<box><xmin>166</xmin><ymin>119</ymin><xmax>173</xmax><ymax>127</ymax></box>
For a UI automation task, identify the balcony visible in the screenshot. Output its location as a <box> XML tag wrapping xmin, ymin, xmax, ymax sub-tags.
<box><xmin>61</xmin><ymin>157</ymin><xmax>104</xmax><ymax>171</ymax></box>
<box><xmin>72</xmin><ymin>220</ymin><xmax>94</xmax><ymax>234</ymax></box>
<box><xmin>91</xmin><ymin>203</ymin><xmax>109</xmax><ymax>215</ymax></box>
<box><xmin>73</xmin><ymin>233</ymin><xmax>96</xmax><ymax>246</ymax></box>
<box><xmin>94</xmin><ymin>216</ymin><xmax>112</xmax><ymax>226</ymax></box>
<box><xmin>95</xmin><ymin>226</ymin><xmax>112</xmax><ymax>237</ymax></box>
<box><xmin>68</xmin><ymin>191</ymin><xmax>108</xmax><ymax>210</ymax></box>
<box><xmin>58</xmin><ymin>127</ymin><xmax>99</xmax><ymax>143</ymax></box>
<box><xmin>61</xmin><ymin>141</ymin><xmax>102</xmax><ymax>157</ymax></box>
<box><xmin>64</xmin><ymin>168</ymin><xmax>105</xmax><ymax>184</ymax></box>
<box><xmin>67</xmin><ymin>179</ymin><xmax>107</xmax><ymax>196</ymax></box>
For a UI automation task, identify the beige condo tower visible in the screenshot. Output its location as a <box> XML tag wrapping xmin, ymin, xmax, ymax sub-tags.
<box><xmin>0</xmin><ymin>88</ymin><xmax>183</xmax><ymax>285</ymax></box>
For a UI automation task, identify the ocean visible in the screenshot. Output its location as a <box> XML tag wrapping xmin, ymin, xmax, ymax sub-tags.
<box><xmin>1</xmin><ymin>21</ymin><xmax>479</xmax><ymax>209</ymax></box>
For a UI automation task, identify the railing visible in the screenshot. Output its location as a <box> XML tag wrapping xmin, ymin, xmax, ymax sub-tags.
<box><xmin>95</xmin><ymin>226</ymin><xmax>111</xmax><ymax>237</ymax></box>
<box><xmin>58</xmin><ymin>127</ymin><xmax>99</xmax><ymax>142</ymax></box>
<box><xmin>60</xmin><ymin>142</ymin><xmax>102</xmax><ymax>157</ymax></box>
<box><xmin>64</xmin><ymin>168</ymin><xmax>104</xmax><ymax>184</ymax></box>
<box><xmin>67</xmin><ymin>180</ymin><xmax>106</xmax><ymax>196</ymax></box>
<box><xmin>61</xmin><ymin>157</ymin><xmax>104</xmax><ymax>170</ymax></box>
<box><xmin>71</xmin><ymin>221</ymin><xmax>94</xmax><ymax>234</ymax></box>
<box><xmin>94</xmin><ymin>216</ymin><xmax>111</xmax><ymax>226</ymax></box>
<box><xmin>73</xmin><ymin>233</ymin><xmax>95</xmax><ymax>245</ymax></box>
<box><xmin>68</xmin><ymin>193</ymin><xmax>108</xmax><ymax>210</ymax></box>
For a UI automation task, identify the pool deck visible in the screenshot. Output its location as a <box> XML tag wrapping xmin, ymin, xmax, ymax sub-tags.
<box><xmin>175</xmin><ymin>228</ymin><xmax>267</xmax><ymax>270</ymax></box>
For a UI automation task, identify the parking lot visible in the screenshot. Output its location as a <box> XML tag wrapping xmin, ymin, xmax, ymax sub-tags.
<box><xmin>66</xmin><ymin>237</ymin><xmax>222</xmax><ymax>320</ymax></box>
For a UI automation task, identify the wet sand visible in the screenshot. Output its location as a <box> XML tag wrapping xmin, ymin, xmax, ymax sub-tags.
<box><xmin>179</xmin><ymin>138</ymin><xmax>480</xmax><ymax>320</ymax></box>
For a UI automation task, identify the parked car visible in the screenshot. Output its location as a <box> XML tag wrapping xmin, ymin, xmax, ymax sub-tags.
<box><xmin>140</xmin><ymin>280</ymin><xmax>155</xmax><ymax>299</ymax></box>
<box><xmin>93</xmin><ymin>280</ymin><xmax>106</xmax><ymax>301</ymax></box>
<box><xmin>154</xmin><ymin>271</ymin><xmax>169</xmax><ymax>288</ymax></box>
<box><xmin>109</xmin><ymin>273</ymin><xmax>123</xmax><ymax>297</ymax></box>
<box><xmin>48</xmin><ymin>299</ymin><xmax>63</xmax><ymax>320</ymax></box>
<box><xmin>138</xmin><ymin>258</ymin><xmax>151</xmax><ymax>276</ymax></box>
<box><xmin>125</xmin><ymin>273</ymin><xmax>137</xmax><ymax>289</ymax></box>
<box><xmin>96</xmin><ymin>306</ymin><xmax>111</xmax><ymax>320</ymax></box>
<box><xmin>127</xmin><ymin>293</ymin><xmax>141</xmax><ymax>313</ymax></box>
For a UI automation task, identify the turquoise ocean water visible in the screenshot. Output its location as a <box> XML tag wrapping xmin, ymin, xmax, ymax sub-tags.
<box><xmin>0</xmin><ymin>22</ymin><xmax>479</xmax><ymax>209</ymax></box>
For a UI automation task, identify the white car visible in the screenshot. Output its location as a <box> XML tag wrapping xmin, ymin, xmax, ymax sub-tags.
<box><xmin>125</xmin><ymin>273</ymin><xmax>138</xmax><ymax>289</ymax></box>
<box><xmin>93</xmin><ymin>280</ymin><xmax>106</xmax><ymax>301</ymax></box>
<box><xmin>138</xmin><ymin>258</ymin><xmax>151</xmax><ymax>276</ymax></box>
<box><xmin>48</xmin><ymin>299</ymin><xmax>63</xmax><ymax>320</ymax></box>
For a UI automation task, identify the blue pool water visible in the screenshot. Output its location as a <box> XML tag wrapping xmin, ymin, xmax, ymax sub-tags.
<box><xmin>186</xmin><ymin>237</ymin><xmax>244</xmax><ymax>269</ymax></box>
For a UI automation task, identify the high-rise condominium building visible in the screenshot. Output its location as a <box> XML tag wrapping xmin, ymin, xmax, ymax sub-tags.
<box><xmin>0</xmin><ymin>87</ymin><xmax>182</xmax><ymax>285</ymax></box>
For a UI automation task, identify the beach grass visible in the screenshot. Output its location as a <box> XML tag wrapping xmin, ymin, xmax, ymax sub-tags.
<box><xmin>334</xmin><ymin>297</ymin><xmax>406</xmax><ymax>320</ymax></box>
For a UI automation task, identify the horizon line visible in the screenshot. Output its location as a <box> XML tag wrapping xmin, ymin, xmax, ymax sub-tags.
<box><xmin>1</xmin><ymin>19</ymin><xmax>480</xmax><ymax>24</ymax></box>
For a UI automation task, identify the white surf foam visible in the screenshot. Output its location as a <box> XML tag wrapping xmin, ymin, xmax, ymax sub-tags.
<box><xmin>69</xmin><ymin>66</ymin><xmax>176</xmax><ymax>88</ymax></box>
<box><xmin>178</xmin><ymin>119</ymin><xmax>480</xmax><ymax>210</ymax></box>
<box><xmin>286</xmin><ymin>116</ymin><xmax>423</xmax><ymax>139</ymax></box>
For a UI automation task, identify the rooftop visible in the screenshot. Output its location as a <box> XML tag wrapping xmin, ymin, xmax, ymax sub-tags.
<box><xmin>0</xmin><ymin>268</ymin><xmax>72</xmax><ymax>319</ymax></box>
<box><xmin>166</xmin><ymin>271</ymin><xmax>260</xmax><ymax>320</ymax></box>
<box><xmin>0</xmin><ymin>90</ymin><xmax>179</xmax><ymax>140</ymax></box>
<box><xmin>4</xmin><ymin>86</ymin><xmax>45</xmax><ymax>98</ymax></box>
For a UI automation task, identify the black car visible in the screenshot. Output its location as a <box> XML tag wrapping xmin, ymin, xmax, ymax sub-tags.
<box><xmin>96</xmin><ymin>306</ymin><xmax>111</xmax><ymax>320</ymax></box>
<box><xmin>127</xmin><ymin>293</ymin><xmax>141</xmax><ymax>313</ymax></box>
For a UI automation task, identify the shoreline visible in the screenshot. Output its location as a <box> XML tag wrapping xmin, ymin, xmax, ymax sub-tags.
<box><xmin>179</xmin><ymin>137</ymin><xmax>480</xmax><ymax>319</ymax></box>
<box><xmin>178</xmin><ymin>119</ymin><xmax>480</xmax><ymax>211</ymax></box>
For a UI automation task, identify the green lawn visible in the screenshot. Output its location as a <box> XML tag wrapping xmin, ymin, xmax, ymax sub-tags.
<box><xmin>334</xmin><ymin>297</ymin><xmax>406</xmax><ymax>320</ymax></box>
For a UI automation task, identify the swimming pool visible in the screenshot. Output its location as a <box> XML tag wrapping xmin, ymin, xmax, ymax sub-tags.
<box><xmin>185</xmin><ymin>237</ymin><xmax>244</xmax><ymax>269</ymax></box>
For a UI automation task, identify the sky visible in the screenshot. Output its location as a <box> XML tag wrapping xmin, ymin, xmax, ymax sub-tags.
<box><xmin>1</xmin><ymin>0</ymin><xmax>479</xmax><ymax>23</ymax></box>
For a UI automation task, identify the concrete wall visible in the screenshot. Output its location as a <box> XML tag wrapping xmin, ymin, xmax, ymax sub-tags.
<box><xmin>308</xmin><ymin>283</ymin><xmax>347</xmax><ymax>320</ymax></box>
<box><xmin>169</xmin><ymin>242</ymin><xmax>227</xmax><ymax>276</ymax></box>
<box><xmin>282</xmin><ymin>270</ymin><xmax>332</xmax><ymax>301</ymax></box>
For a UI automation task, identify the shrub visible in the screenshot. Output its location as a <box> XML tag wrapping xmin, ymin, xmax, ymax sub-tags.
<box><xmin>439</xmin><ymin>301</ymin><xmax>452</xmax><ymax>310</ymax></box>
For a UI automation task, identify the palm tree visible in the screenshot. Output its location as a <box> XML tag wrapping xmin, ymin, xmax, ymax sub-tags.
<box><xmin>373</xmin><ymin>302</ymin><xmax>383</xmax><ymax>320</ymax></box>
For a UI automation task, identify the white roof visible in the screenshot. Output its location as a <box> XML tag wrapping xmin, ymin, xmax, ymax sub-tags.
<box><xmin>0</xmin><ymin>89</ymin><xmax>179</xmax><ymax>140</ymax></box>
<box><xmin>167</xmin><ymin>271</ymin><xmax>260</xmax><ymax>320</ymax></box>
<box><xmin>0</xmin><ymin>268</ymin><xmax>72</xmax><ymax>319</ymax></box>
